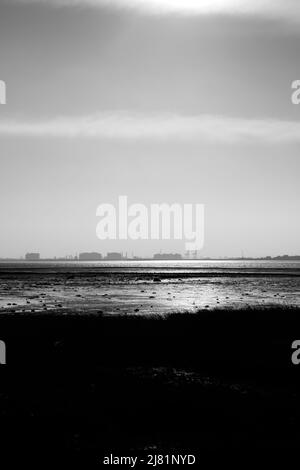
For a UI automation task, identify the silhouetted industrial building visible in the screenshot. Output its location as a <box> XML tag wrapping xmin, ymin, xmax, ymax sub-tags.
<box><xmin>153</xmin><ymin>253</ymin><xmax>182</xmax><ymax>260</ymax></box>
<box><xmin>25</xmin><ymin>253</ymin><xmax>40</xmax><ymax>261</ymax></box>
<box><xmin>79</xmin><ymin>252</ymin><xmax>102</xmax><ymax>261</ymax></box>
<box><xmin>105</xmin><ymin>252</ymin><xmax>123</xmax><ymax>260</ymax></box>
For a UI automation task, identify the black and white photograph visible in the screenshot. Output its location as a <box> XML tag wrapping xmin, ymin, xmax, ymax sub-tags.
<box><xmin>0</xmin><ymin>0</ymin><xmax>300</xmax><ymax>465</ymax></box>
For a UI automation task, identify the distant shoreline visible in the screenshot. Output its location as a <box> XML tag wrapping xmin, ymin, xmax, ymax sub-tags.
<box><xmin>1</xmin><ymin>257</ymin><xmax>300</xmax><ymax>262</ymax></box>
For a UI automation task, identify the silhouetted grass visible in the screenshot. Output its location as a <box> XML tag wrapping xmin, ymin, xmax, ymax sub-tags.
<box><xmin>0</xmin><ymin>305</ymin><xmax>300</xmax><ymax>461</ymax></box>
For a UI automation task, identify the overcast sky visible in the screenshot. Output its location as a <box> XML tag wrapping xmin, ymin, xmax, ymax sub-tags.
<box><xmin>0</xmin><ymin>0</ymin><xmax>299</xmax><ymax>258</ymax></box>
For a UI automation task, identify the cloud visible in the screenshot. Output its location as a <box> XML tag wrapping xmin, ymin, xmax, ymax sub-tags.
<box><xmin>9</xmin><ymin>0</ymin><xmax>300</xmax><ymax>24</ymax></box>
<box><xmin>1</xmin><ymin>112</ymin><xmax>300</xmax><ymax>144</ymax></box>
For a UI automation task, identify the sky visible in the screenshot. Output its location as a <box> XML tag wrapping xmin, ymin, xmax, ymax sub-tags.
<box><xmin>0</xmin><ymin>0</ymin><xmax>299</xmax><ymax>258</ymax></box>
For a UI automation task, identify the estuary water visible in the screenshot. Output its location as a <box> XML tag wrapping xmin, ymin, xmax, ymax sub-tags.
<box><xmin>0</xmin><ymin>260</ymin><xmax>299</xmax><ymax>315</ymax></box>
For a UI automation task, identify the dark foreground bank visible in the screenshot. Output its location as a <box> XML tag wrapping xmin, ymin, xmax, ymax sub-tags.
<box><xmin>0</xmin><ymin>307</ymin><xmax>300</xmax><ymax>465</ymax></box>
